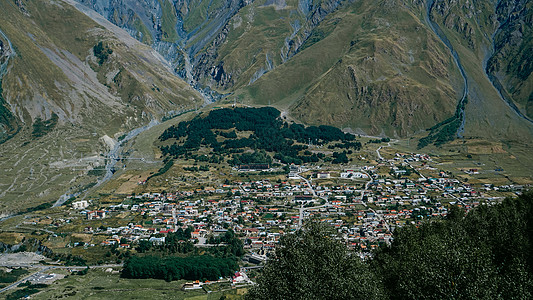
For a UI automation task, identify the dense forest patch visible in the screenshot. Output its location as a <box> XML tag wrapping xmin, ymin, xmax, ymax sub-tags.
<box><xmin>159</xmin><ymin>107</ymin><xmax>360</xmax><ymax>165</ymax></box>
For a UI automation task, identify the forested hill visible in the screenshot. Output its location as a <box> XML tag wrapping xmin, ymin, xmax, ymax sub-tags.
<box><xmin>159</xmin><ymin>107</ymin><xmax>361</xmax><ymax>165</ymax></box>
<box><xmin>248</xmin><ymin>192</ymin><xmax>533</xmax><ymax>299</ymax></box>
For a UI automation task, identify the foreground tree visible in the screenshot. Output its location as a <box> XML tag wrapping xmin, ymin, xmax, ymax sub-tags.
<box><xmin>246</xmin><ymin>222</ymin><xmax>385</xmax><ymax>300</ymax></box>
<box><xmin>374</xmin><ymin>191</ymin><xmax>533</xmax><ymax>299</ymax></box>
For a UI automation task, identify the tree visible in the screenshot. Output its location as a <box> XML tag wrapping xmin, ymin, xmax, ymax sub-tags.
<box><xmin>246</xmin><ymin>222</ymin><xmax>385</xmax><ymax>300</ymax></box>
<box><xmin>136</xmin><ymin>240</ymin><xmax>151</xmax><ymax>253</ymax></box>
<box><xmin>373</xmin><ymin>191</ymin><xmax>533</xmax><ymax>299</ymax></box>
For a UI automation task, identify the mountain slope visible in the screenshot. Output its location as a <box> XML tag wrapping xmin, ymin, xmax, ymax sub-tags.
<box><xmin>0</xmin><ymin>0</ymin><xmax>202</xmax><ymax>213</ymax></box>
<box><xmin>73</xmin><ymin>0</ymin><xmax>533</xmax><ymax>143</ymax></box>
<box><xmin>423</xmin><ymin>0</ymin><xmax>533</xmax><ymax>141</ymax></box>
<box><xmin>236</xmin><ymin>0</ymin><xmax>461</xmax><ymax>136</ymax></box>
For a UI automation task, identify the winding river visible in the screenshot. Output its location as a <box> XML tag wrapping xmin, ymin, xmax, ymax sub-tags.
<box><xmin>52</xmin><ymin>119</ymin><xmax>159</xmax><ymax>207</ymax></box>
<box><xmin>0</xmin><ymin>29</ymin><xmax>16</xmax><ymax>75</ymax></box>
<box><xmin>425</xmin><ymin>0</ymin><xmax>468</xmax><ymax>137</ymax></box>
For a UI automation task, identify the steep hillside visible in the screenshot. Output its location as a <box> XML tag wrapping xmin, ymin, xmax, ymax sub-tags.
<box><xmin>0</xmin><ymin>0</ymin><xmax>202</xmax><ymax>213</ymax></box>
<box><xmin>430</xmin><ymin>0</ymin><xmax>533</xmax><ymax>119</ymax></box>
<box><xmin>237</xmin><ymin>0</ymin><xmax>461</xmax><ymax>137</ymax></box>
<box><xmin>424</xmin><ymin>0</ymin><xmax>533</xmax><ymax>141</ymax></box>
<box><xmin>74</xmin><ymin>0</ymin><xmax>459</xmax><ymax>136</ymax></box>
<box><xmin>72</xmin><ymin>0</ymin><xmax>533</xmax><ymax>143</ymax></box>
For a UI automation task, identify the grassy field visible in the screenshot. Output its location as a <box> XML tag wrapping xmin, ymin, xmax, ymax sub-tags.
<box><xmin>30</xmin><ymin>268</ymin><xmax>244</xmax><ymax>300</ymax></box>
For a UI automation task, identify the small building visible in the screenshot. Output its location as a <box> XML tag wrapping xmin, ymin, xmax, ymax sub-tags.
<box><xmin>316</xmin><ymin>172</ymin><xmax>330</xmax><ymax>179</ymax></box>
<box><xmin>87</xmin><ymin>210</ymin><xmax>106</xmax><ymax>220</ymax></box>
<box><xmin>288</xmin><ymin>165</ymin><xmax>301</xmax><ymax>179</ymax></box>
<box><xmin>294</xmin><ymin>195</ymin><xmax>313</xmax><ymax>203</ymax></box>
<box><xmin>72</xmin><ymin>200</ymin><xmax>89</xmax><ymax>210</ymax></box>
<box><xmin>148</xmin><ymin>237</ymin><xmax>166</xmax><ymax>246</ymax></box>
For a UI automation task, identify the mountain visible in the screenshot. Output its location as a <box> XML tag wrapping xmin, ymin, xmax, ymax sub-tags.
<box><xmin>1</xmin><ymin>0</ymin><xmax>532</xmax><ymax>211</ymax></box>
<box><xmin>425</xmin><ymin>0</ymin><xmax>533</xmax><ymax>140</ymax></box>
<box><xmin>0</xmin><ymin>0</ymin><xmax>202</xmax><ymax>212</ymax></box>
<box><xmin>72</xmin><ymin>0</ymin><xmax>533</xmax><ymax>140</ymax></box>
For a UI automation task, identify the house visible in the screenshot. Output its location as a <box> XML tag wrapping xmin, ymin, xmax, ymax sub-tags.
<box><xmin>294</xmin><ymin>195</ymin><xmax>313</xmax><ymax>203</ymax></box>
<box><xmin>316</xmin><ymin>172</ymin><xmax>330</xmax><ymax>179</ymax></box>
<box><xmin>182</xmin><ymin>280</ymin><xmax>202</xmax><ymax>290</ymax></box>
<box><xmin>340</xmin><ymin>170</ymin><xmax>369</xmax><ymax>179</ymax></box>
<box><xmin>288</xmin><ymin>165</ymin><xmax>301</xmax><ymax>179</ymax></box>
<box><xmin>72</xmin><ymin>200</ymin><xmax>89</xmax><ymax>210</ymax></box>
<box><xmin>87</xmin><ymin>210</ymin><xmax>106</xmax><ymax>220</ymax></box>
<box><xmin>148</xmin><ymin>237</ymin><xmax>165</xmax><ymax>246</ymax></box>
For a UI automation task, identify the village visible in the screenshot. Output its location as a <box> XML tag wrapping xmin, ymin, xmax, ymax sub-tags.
<box><xmin>1</xmin><ymin>145</ymin><xmax>529</xmax><ymax>299</ymax></box>
<box><xmin>62</xmin><ymin>149</ymin><xmax>526</xmax><ymax>265</ymax></box>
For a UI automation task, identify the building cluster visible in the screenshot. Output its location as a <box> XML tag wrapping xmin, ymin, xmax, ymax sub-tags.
<box><xmin>66</xmin><ymin>151</ymin><xmax>528</xmax><ymax>261</ymax></box>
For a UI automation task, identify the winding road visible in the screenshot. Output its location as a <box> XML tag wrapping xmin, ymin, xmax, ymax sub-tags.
<box><xmin>296</xmin><ymin>173</ymin><xmax>330</xmax><ymax>229</ymax></box>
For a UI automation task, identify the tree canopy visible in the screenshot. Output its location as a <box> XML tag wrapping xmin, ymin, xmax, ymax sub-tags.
<box><xmin>159</xmin><ymin>107</ymin><xmax>360</xmax><ymax>165</ymax></box>
<box><xmin>248</xmin><ymin>192</ymin><xmax>533</xmax><ymax>299</ymax></box>
<box><xmin>246</xmin><ymin>222</ymin><xmax>385</xmax><ymax>300</ymax></box>
<box><xmin>122</xmin><ymin>255</ymin><xmax>238</xmax><ymax>282</ymax></box>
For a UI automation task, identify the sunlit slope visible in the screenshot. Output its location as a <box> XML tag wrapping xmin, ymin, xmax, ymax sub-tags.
<box><xmin>0</xmin><ymin>0</ymin><xmax>201</xmax><ymax>212</ymax></box>
<box><xmin>233</xmin><ymin>0</ymin><xmax>460</xmax><ymax>137</ymax></box>
<box><xmin>424</xmin><ymin>0</ymin><xmax>533</xmax><ymax>140</ymax></box>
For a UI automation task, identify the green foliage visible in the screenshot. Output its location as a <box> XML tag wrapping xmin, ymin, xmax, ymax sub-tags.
<box><xmin>229</xmin><ymin>150</ymin><xmax>272</xmax><ymax>166</ymax></box>
<box><xmin>206</xmin><ymin>229</ymin><xmax>245</xmax><ymax>257</ymax></box>
<box><xmin>159</xmin><ymin>107</ymin><xmax>357</xmax><ymax>165</ymax></box>
<box><xmin>31</xmin><ymin>113</ymin><xmax>58</xmax><ymax>138</ymax></box>
<box><xmin>163</xmin><ymin>227</ymin><xmax>194</xmax><ymax>254</ymax></box>
<box><xmin>0</xmin><ymin>80</ymin><xmax>19</xmax><ymax>143</ymax></box>
<box><xmin>419</xmin><ymin>97</ymin><xmax>468</xmax><ymax>148</ymax></box>
<box><xmin>93</xmin><ymin>41</ymin><xmax>113</xmax><ymax>65</ymax></box>
<box><xmin>23</xmin><ymin>201</ymin><xmax>53</xmax><ymax>213</ymax></box>
<box><xmin>6</xmin><ymin>287</ymin><xmax>40</xmax><ymax>300</ymax></box>
<box><xmin>332</xmin><ymin>151</ymin><xmax>349</xmax><ymax>164</ymax></box>
<box><xmin>0</xmin><ymin>268</ymin><xmax>28</xmax><ymax>284</ymax></box>
<box><xmin>251</xmin><ymin>193</ymin><xmax>533</xmax><ymax>299</ymax></box>
<box><xmin>87</xmin><ymin>168</ymin><xmax>105</xmax><ymax>177</ymax></box>
<box><xmin>74</xmin><ymin>267</ymin><xmax>89</xmax><ymax>276</ymax></box>
<box><xmin>122</xmin><ymin>255</ymin><xmax>238</xmax><ymax>282</ymax></box>
<box><xmin>247</xmin><ymin>222</ymin><xmax>385</xmax><ymax>300</ymax></box>
<box><xmin>146</xmin><ymin>160</ymin><xmax>173</xmax><ymax>181</ymax></box>
<box><xmin>374</xmin><ymin>191</ymin><xmax>533</xmax><ymax>299</ymax></box>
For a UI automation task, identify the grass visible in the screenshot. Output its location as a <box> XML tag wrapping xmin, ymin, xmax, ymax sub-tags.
<box><xmin>33</xmin><ymin>269</ymin><xmax>244</xmax><ymax>299</ymax></box>
<box><xmin>0</xmin><ymin>0</ymin><xmax>202</xmax><ymax>212</ymax></box>
<box><xmin>133</xmin><ymin>18</ymin><xmax>153</xmax><ymax>45</ymax></box>
<box><xmin>226</xmin><ymin>0</ymin><xmax>459</xmax><ymax>137</ymax></box>
<box><xmin>183</xmin><ymin>0</ymin><xmax>226</xmax><ymax>34</ymax></box>
<box><xmin>160</xmin><ymin>0</ymin><xmax>179</xmax><ymax>42</ymax></box>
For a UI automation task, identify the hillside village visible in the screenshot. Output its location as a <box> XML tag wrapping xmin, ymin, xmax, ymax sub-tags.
<box><xmin>59</xmin><ymin>150</ymin><xmax>526</xmax><ymax>263</ymax></box>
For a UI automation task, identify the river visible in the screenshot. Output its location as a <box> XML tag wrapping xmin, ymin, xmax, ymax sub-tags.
<box><xmin>0</xmin><ymin>29</ymin><xmax>16</xmax><ymax>74</ymax></box>
<box><xmin>425</xmin><ymin>0</ymin><xmax>468</xmax><ymax>137</ymax></box>
<box><xmin>52</xmin><ymin>119</ymin><xmax>160</xmax><ymax>207</ymax></box>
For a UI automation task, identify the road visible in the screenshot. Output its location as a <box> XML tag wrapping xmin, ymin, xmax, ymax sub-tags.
<box><xmin>296</xmin><ymin>173</ymin><xmax>330</xmax><ymax>229</ymax></box>
<box><xmin>53</xmin><ymin>119</ymin><xmax>159</xmax><ymax>207</ymax></box>
<box><xmin>295</xmin><ymin>168</ymin><xmax>391</xmax><ymax>233</ymax></box>
<box><xmin>376</xmin><ymin>146</ymin><xmax>384</xmax><ymax>160</ymax></box>
<box><xmin>375</xmin><ymin>139</ymin><xmax>397</xmax><ymax>161</ymax></box>
<box><xmin>0</xmin><ymin>264</ymin><xmax>122</xmax><ymax>294</ymax></box>
<box><xmin>358</xmin><ymin>171</ymin><xmax>391</xmax><ymax>233</ymax></box>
